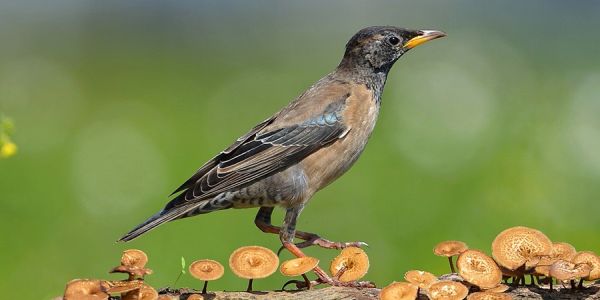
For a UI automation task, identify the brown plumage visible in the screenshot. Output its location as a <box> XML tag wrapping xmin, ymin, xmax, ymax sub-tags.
<box><xmin>119</xmin><ymin>26</ymin><xmax>445</xmax><ymax>287</ymax></box>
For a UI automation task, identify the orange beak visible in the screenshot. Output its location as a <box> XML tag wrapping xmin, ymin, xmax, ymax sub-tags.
<box><xmin>404</xmin><ymin>30</ymin><xmax>447</xmax><ymax>49</ymax></box>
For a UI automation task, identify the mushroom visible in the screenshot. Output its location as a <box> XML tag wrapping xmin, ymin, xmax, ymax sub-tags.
<box><xmin>189</xmin><ymin>259</ymin><xmax>225</xmax><ymax>294</ymax></box>
<box><xmin>549</xmin><ymin>259</ymin><xmax>591</xmax><ymax>283</ymax></box>
<box><xmin>433</xmin><ymin>240</ymin><xmax>468</xmax><ymax>273</ymax></box>
<box><xmin>534</xmin><ymin>242</ymin><xmax>577</xmax><ymax>277</ymax></box>
<box><xmin>491</xmin><ymin>226</ymin><xmax>552</xmax><ymax>273</ymax></box>
<box><xmin>457</xmin><ymin>249</ymin><xmax>503</xmax><ymax>289</ymax></box>
<box><xmin>121</xmin><ymin>283</ymin><xmax>158</xmax><ymax>300</ymax></box>
<box><xmin>379</xmin><ymin>282</ymin><xmax>418</xmax><ymax>300</ymax></box>
<box><xmin>102</xmin><ymin>279</ymin><xmax>144</xmax><ymax>294</ymax></box>
<box><xmin>64</xmin><ymin>279</ymin><xmax>109</xmax><ymax>300</ymax></box>
<box><xmin>280</xmin><ymin>257</ymin><xmax>319</xmax><ymax>289</ymax></box>
<box><xmin>185</xmin><ymin>295</ymin><xmax>205</xmax><ymax>300</ymax></box>
<box><xmin>404</xmin><ymin>270</ymin><xmax>437</xmax><ymax>292</ymax></box>
<box><xmin>329</xmin><ymin>246</ymin><xmax>370</xmax><ymax>282</ymax></box>
<box><xmin>482</xmin><ymin>283</ymin><xmax>509</xmax><ymax>293</ymax></box>
<box><xmin>427</xmin><ymin>280</ymin><xmax>469</xmax><ymax>300</ymax></box>
<box><xmin>110</xmin><ymin>249</ymin><xmax>153</xmax><ymax>280</ymax></box>
<box><xmin>229</xmin><ymin>246</ymin><xmax>279</xmax><ymax>292</ymax></box>
<box><xmin>467</xmin><ymin>291</ymin><xmax>513</xmax><ymax>300</ymax></box>
<box><xmin>571</xmin><ymin>251</ymin><xmax>600</xmax><ymax>287</ymax></box>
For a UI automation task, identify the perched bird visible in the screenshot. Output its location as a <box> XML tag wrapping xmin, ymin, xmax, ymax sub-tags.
<box><xmin>120</xmin><ymin>26</ymin><xmax>445</xmax><ymax>286</ymax></box>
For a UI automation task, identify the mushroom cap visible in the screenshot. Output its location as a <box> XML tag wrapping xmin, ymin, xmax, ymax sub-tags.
<box><xmin>329</xmin><ymin>246</ymin><xmax>370</xmax><ymax>282</ymax></box>
<box><xmin>427</xmin><ymin>280</ymin><xmax>469</xmax><ymax>300</ymax></box>
<box><xmin>189</xmin><ymin>259</ymin><xmax>225</xmax><ymax>281</ymax></box>
<box><xmin>185</xmin><ymin>295</ymin><xmax>205</xmax><ymax>300</ymax></box>
<box><xmin>64</xmin><ymin>279</ymin><xmax>109</xmax><ymax>300</ymax></box>
<box><xmin>534</xmin><ymin>242</ymin><xmax>577</xmax><ymax>276</ymax></box>
<box><xmin>434</xmin><ymin>241</ymin><xmax>469</xmax><ymax>257</ymax></box>
<box><xmin>467</xmin><ymin>292</ymin><xmax>513</xmax><ymax>300</ymax></box>
<box><xmin>572</xmin><ymin>251</ymin><xmax>600</xmax><ymax>280</ymax></box>
<box><xmin>491</xmin><ymin>226</ymin><xmax>552</xmax><ymax>271</ymax></box>
<box><xmin>457</xmin><ymin>249</ymin><xmax>502</xmax><ymax>289</ymax></box>
<box><xmin>121</xmin><ymin>284</ymin><xmax>158</xmax><ymax>300</ymax></box>
<box><xmin>102</xmin><ymin>280</ymin><xmax>144</xmax><ymax>293</ymax></box>
<box><xmin>482</xmin><ymin>283</ymin><xmax>510</xmax><ymax>293</ymax></box>
<box><xmin>228</xmin><ymin>245</ymin><xmax>279</xmax><ymax>279</ymax></box>
<box><xmin>280</xmin><ymin>257</ymin><xmax>320</xmax><ymax>277</ymax></box>
<box><xmin>403</xmin><ymin>270</ymin><xmax>437</xmax><ymax>289</ymax></box>
<box><xmin>549</xmin><ymin>259</ymin><xmax>592</xmax><ymax>281</ymax></box>
<box><xmin>110</xmin><ymin>265</ymin><xmax>153</xmax><ymax>277</ymax></box>
<box><xmin>121</xmin><ymin>249</ymin><xmax>149</xmax><ymax>268</ymax></box>
<box><xmin>379</xmin><ymin>282</ymin><xmax>418</xmax><ymax>300</ymax></box>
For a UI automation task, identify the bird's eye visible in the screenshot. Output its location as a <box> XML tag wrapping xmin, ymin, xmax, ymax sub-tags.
<box><xmin>388</xmin><ymin>36</ymin><xmax>400</xmax><ymax>45</ymax></box>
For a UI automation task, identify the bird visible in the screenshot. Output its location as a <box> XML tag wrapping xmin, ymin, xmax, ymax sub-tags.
<box><xmin>119</xmin><ymin>26</ymin><xmax>445</xmax><ymax>287</ymax></box>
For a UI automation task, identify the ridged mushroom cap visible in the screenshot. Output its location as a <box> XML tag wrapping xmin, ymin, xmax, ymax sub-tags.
<box><xmin>280</xmin><ymin>257</ymin><xmax>319</xmax><ymax>277</ymax></box>
<box><xmin>329</xmin><ymin>246</ymin><xmax>370</xmax><ymax>282</ymax></box>
<box><xmin>457</xmin><ymin>249</ymin><xmax>502</xmax><ymax>289</ymax></box>
<box><xmin>404</xmin><ymin>270</ymin><xmax>437</xmax><ymax>289</ymax></box>
<box><xmin>434</xmin><ymin>241</ymin><xmax>469</xmax><ymax>257</ymax></box>
<box><xmin>549</xmin><ymin>259</ymin><xmax>591</xmax><ymax>281</ymax></box>
<box><xmin>189</xmin><ymin>259</ymin><xmax>225</xmax><ymax>281</ymax></box>
<box><xmin>427</xmin><ymin>280</ymin><xmax>469</xmax><ymax>300</ymax></box>
<box><xmin>572</xmin><ymin>251</ymin><xmax>600</xmax><ymax>281</ymax></box>
<box><xmin>491</xmin><ymin>226</ymin><xmax>552</xmax><ymax>271</ymax></box>
<box><xmin>379</xmin><ymin>282</ymin><xmax>418</xmax><ymax>300</ymax></box>
<box><xmin>228</xmin><ymin>246</ymin><xmax>279</xmax><ymax>279</ymax></box>
<box><xmin>64</xmin><ymin>279</ymin><xmax>109</xmax><ymax>300</ymax></box>
<box><xmin>120</xmin><ymin>249</ymin><xmax>149</xmax><ymax>268</ymax></box>
<box><xmin>535</xmin><ymin>242</ymin><xmax>577</xmax><ymax>276</ymax></box>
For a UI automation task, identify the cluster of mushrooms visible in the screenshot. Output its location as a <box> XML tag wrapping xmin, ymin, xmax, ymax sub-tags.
<box><xmin>62</xmin><ymin>245</ymin><xmax>370</xmax><ymax>299</ymax></box>
<box><xmin>380</xmin><ymin>226</ymin><xmax>600</xmax><ymax>300</ymax></box>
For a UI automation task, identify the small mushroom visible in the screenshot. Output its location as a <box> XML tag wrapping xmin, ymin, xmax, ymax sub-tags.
<box><xmin>433</xmin><ymin>240</ymin><xmax>468</xmax><ymax>273</ymax></box>
<box><xmin>121</xmin><ymin>283</ymin><xmax>158</xmax><ymax>300</ymax></box>
<box><xmin>189</xmin><ymin>259</ymin><xmax>225</xmax><ymax>294</ymax></box>
<box><xmin>491</xmin><ymin>226</ymin><xmax>552</xmax><ymax>271</ymax></box>
<box><xmin>457</xmin><ymin>249</ymin><xmax>503</xmax><ymax>289</ymax></box>
<box><xmin>427</xmin><ymin>280</ymin><xmax>469</xmax><ymax>300</ymax></box>
<box><xmin>329</xmin><ymin>246</ymin><xmax>370</xmax><ymax>282</ymax></box>
<box><xmin>534</xmin><ymin>242</ymin><xmax>577</xmax><ymax>277</ymax></box>
<box><xmin>102</xmin><ymin>279</ymin><xmax>144</xmax><ymax>294</ymax></box>
<box><xmin>280</xmin><ymin>257</ymin><xmax>319</xmax><ymax>289</ymax></box>
<box><xmin>549</xmin><ymin>259</ymin><xmax>591</xmax><ymax>283</ymax></box>
<box><xmin>229</xmin><ymin>245</ymin><xmax>279</xmax><ymax>292</ymax></box>
<box><xmin>379</xmin><ymin>282</ymin><xmax>418</xmax><ymax>300</ymax></box>
<box><xmin>571</xmin><ymin>251</ymin><xmax>600</xmax><ymax>287</ymax></box>
<box><xmin>64</xmin><ymin>279</ymin><xmax>109</xmax><ymax>300</ymax></box>
<box><xmin>110</xmin><ymin>249</ymin><xmax>153</xmax><ymax>280</ymax></box>
<box><xmin>467</xmin><ymin>291</ymin><xmax>513</xmax><ymax>300</ymax></box>
<box><xmin>404</xmin><ymin>270</ymin><xmax>437</xmax><ymax>291</ymax></box>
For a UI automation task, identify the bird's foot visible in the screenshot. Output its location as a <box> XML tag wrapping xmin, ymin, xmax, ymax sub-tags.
<box><xmin>296</xmin><ymin>235</ymin><xmax>368</xmax><ymax>250</ymax></box>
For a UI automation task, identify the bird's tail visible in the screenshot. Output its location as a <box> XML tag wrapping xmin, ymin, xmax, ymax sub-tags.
<box><xmin>118</xmin><ymin>206</ymin><xmax>190</xmax><ymax>242</ymax></box>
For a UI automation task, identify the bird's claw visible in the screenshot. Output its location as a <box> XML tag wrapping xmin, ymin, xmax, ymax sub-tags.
<box><xmin>277</xmin><ymin>237</ymin><xmax>368</xmax><ymax>255</ymax></box>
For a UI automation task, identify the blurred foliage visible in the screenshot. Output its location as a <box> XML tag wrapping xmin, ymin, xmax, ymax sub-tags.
<box><xmin>0</xmin><ymin>1</ymin><xmax>599</xmax><ymax>298</ymax></box>
<box><xmin>0</xmin><ymin>115</ymin><xmax>17</xmax><ymax>158</ymax></box>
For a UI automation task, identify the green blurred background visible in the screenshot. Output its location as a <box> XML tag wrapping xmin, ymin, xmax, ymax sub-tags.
<box><xmin>1</xmin><ymin>0</ymin><xmax>599</xmax><ymax>298</ymax></box>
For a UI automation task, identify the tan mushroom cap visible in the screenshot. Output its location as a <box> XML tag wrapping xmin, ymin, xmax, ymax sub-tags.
<box><xmin>482</xmin><ymin>283</ymin><xmax>510</xmax><ymax>293</ymax></box>
<box><xmin>572</xmin><ymin>251</ymin><xmax>600</xmax><ymax>281</ymax></box>
<box><xmin>434</xmin><ymin>241</ymin><xmax>469</xmax><ymax>257</ymax></box>
<box><xmin>121</xmin><ymin>284</ymin><xmax>158</xmax><ymax>300</ymax></box>
<box><xmin>64</xmin><ymin>279</ymin><xmax>109</xmax><ymax>300</ymax></box>
<box><xmin>189</xmin><ymin>259</ymin><xmax>225</xmax><ymax>281</ymax></box>
<box><xmin>102</xmin><ymin>280</ymin><xmax>144</xmax><ymax>294</ymax></box>
<box><xmin>379</xmin><ymin>282</ymin><xmax>418</xmax><ymax>300</ymax></box>
<box><xmin>404</xmin><ymin>270</ymin><xmax>437</xmax><ymax>289</ymax></box>
<box><xmin>120</xmin><ymin>249</ymin><xmax>149</xmax><ymax>268</ymax></box>
<box><xmin>427</xmin><ymin>280</ymin><xmax>469</xmax><ymax>300</ymax></box>
<box><xmin>280</xmin><ymin>257</ymin><xmax>320</xmax><ymax>277</ymax></box>
<box><xmin>229</xmin><ymin>246</ymin><xmax>279</xmax><ymax>279</ymax></box>
<box><xmin>467</xmin><ymin>291</ymin><xmax>513</xmax><ymax>300</ymax></box>
<box><xmin>491</xmin><ymin>226</ymin><xmax>552</xmax><ymax>270</ymax></box>
<box><xmin>185</xmin><ymin>295</ymin><xmax>205</xmax><ymax>300</ymax></box>
<box><xmin>535</xmin><ymin>242</ymin><xmax>577</xmax><ymax>276</ymax></box>
<box><xmin>457</xmin><ymin>249</ymin><xmax>502</xmax><ymax>289</ymax></box>
<box><xmin>549</xmin><ymin>259</ymin><xmax>592</xmax><ymax>281</ymax></box>
<box><xmin>329</xmin><ymin>246</ymin><xmax>370</xmax><ymax>282</ymax></box>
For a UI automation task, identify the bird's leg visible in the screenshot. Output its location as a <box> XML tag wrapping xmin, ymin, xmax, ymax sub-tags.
<box><xmin>254</xmin><ymin>207</ymin><xmax>367</xmax><ymax>250</ymax></box>
<box><xmin>279</xmin><ymin>206</ymin><xmax>376</xmax><ymax>289</ymax></box>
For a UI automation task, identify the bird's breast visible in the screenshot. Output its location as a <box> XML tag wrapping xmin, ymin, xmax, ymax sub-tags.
<box><xmin>301</xmin><ymin>84</ymin><xmax>380</xmax><ymax>193</ymax></box>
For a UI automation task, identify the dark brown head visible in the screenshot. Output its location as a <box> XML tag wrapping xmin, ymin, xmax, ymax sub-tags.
<box><xmin>339</xmin><ymin>26</ymin><xmax>446</xmax><ymax>73</ymax></box>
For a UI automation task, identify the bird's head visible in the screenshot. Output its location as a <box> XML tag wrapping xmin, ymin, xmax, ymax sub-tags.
<box><xmin>339</xmin><ymin>26</ymin><xmax>446</xmax><ymax>72</ymax></box>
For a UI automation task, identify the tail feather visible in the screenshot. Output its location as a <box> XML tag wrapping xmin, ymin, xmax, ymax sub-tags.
<box><xmin>118</xmin><ymin>204</ymin><xmax>200</xmax><ymax>242</ymax></box>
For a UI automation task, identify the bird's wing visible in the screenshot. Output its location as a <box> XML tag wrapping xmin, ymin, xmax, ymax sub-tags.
<box><xmin>165</xmin><ymin>93</ymin><xmax>350</xmax><ymax>210</ymax></box>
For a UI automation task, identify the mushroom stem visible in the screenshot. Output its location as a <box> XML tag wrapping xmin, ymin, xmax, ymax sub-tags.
<box><xmin>549</xmin><ymin>279</ymin><xmax>553</xmax><ymax>291</ymax></box>
<box><xmin>578</xmin><ymin>278</ymin><xmax>584</xmax><ymax>289</ymax></box>
<box><xmin>301</xmin><ymin>274</ymin><xmax>311</xmax><ymax>290</ymax></box>
<box><xmin>246</xmin><ymin>279</ymin><xmax>254</xmax><ymax>292</ymax></box>
<box><xmin>448</xmin><ymin>256</ymin><xmax>455</xmax><ymax>273</ymax></box>
<box><xmin>570</xmin><ymin>279</ymin><xmax>576</xmax><ymax>290</ymax></box>
<box><xmin>202</xmin><ymin>280</ymin><xmax>208</xmax><ymax>294</ymax></box>
<box><xmin>334</xmin><ymin>265</ymin><xmax>348</xmax><ymax>279</ymax></box>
